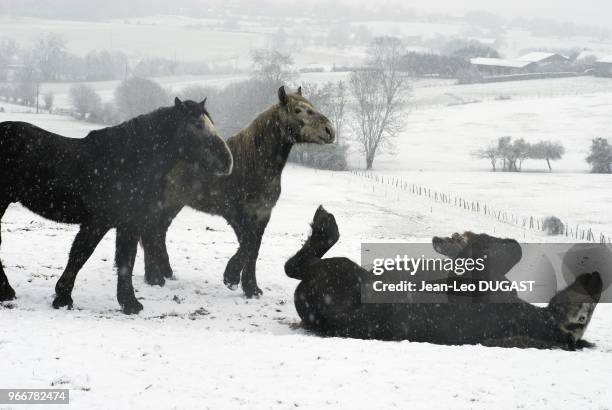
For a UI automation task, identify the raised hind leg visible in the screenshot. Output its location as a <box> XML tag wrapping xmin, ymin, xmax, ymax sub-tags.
<box><xmin>53</xmin><ymin>223</ymin><xmax>110</xmax><ymax>309</ymax></box>
<box><xmin>0</xmin><ymin>201</ymin><xmax>16</xmax><ymax>301</ymax></box>
<box><xmin>116</xmin><ymin>225</ymin><xmax>143</xmax><ymax>314</ymax></box>
<box><xmin>285</xmin><ymin>206</ymin><xmax>340</xmax><ymax>280</ymax></box>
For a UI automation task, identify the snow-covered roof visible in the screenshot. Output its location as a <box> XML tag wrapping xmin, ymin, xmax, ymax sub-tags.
<box><xmin>597</xmin><ymin>55</ymin><xmax>612</xmax><ymax>64</ymax></box>
<box><xmin>470</xmin><ymin>58</ymin><xmax>532</xmax><ymax>68</ymax></box>
<box><xmin>516</xmin><ymin>52</ymin><xmax>568</xmax><ymax>63</ymax></box>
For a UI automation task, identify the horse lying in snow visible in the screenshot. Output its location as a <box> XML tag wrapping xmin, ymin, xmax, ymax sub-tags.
<box><xmin>285</xmin><ymin>206</ymin><xmax>602</xmax><ymax>350</ymax></box>
<box><xmin>0</xmin><ymin>98</ymin><xmax>233</xmax><ymax>313</ymax></box>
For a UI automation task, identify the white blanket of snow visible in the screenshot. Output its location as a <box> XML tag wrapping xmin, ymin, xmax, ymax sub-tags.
<box><xmin>1</xmin><ymin>109</ymin><xmax>611</xmax><ymax>409</ymax></box>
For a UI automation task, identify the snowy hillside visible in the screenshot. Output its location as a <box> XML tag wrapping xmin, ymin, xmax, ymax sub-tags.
<box><xmin>1</xmin><ymin>111</ymin><xmax>611</xmax><ymax>409</ymax></box>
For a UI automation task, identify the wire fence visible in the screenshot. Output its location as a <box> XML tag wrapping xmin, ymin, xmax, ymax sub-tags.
<box><xmin>347</xmin><ymin>169</ymin><xmax>611</xmax><ymax>244</ymax></box>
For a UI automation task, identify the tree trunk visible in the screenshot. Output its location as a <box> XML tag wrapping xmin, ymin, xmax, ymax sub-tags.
<box><xmin>546</xmin><ymin>158</ymin><xmax>552</xmax><ymax>172</ymax></box>
<box><xmin>366</xmin><ymin>157</ymin><xmax>374</xmax><ymax>170</ymax></box>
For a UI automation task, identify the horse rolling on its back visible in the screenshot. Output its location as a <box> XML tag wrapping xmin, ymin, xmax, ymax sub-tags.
<box><xmin>0</xmin><ymin>97</ymin><xmax>233</xmax><ymax>313</ymax></box>
<box><xmin>140</xmin><ymin>86</ymin><xmax>335</xmax><ymax>297</ymax></box>
<box><xmin>285</xmin><ymin>206</ymin><xmax>603</xmax><ymax>350</ymax></box>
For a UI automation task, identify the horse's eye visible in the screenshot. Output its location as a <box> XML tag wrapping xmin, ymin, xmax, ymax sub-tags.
<box><xmin>195</xmin><ymin>122</ymin><xmax>204</xmax><ymax>129</ymax></box>
<box><xmin>294</xmin><ymin>108</ymin><xmax>301</xmax><ymax>114</ymax></box>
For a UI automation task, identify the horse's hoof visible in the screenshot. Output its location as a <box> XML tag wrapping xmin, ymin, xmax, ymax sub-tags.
<box><xmin>121</xmin><ymin>300</ymin><xmax>144</xmax><ymax>315</ymax></box>
<box><xmin>145</xmin><ymin>274</ymin><xmax>166</xmax><ymax>287</ymax></box>
<box><xmin>52</xmin><ymin>294</ymin><xmax>73</xmax><ymax>309</ymax></box>
<box><xmin>224</xmin><ymin>274</ymin><xmax>240</xmax><ymax>289</ymax></box>
<box><xmin>243</xmin><ymin>285</ymin><xmax>263</xmax><ymax>299</ymax></box>
<box><xmin>224</xmin><ymin>280</ymin><xmax>239</xmax><ymax>291</ymax></box>
<box><xmin>0</xmin><ymin>284</ymin><xmax>16</xmax><ymax>301</ymax></box>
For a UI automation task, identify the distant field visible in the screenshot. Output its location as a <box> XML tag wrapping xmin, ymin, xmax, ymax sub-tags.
<box><xmin>0</xmin><ymin>15</ymin><xmax>363</xmax><ymax>68</ymax></box>
<box><xmin>4</xmin><ymin>14</ymin><xmax>612</xmax><ymax>73</ymax></box>
<box><xmin>0</xmin><ymin>16</ymin><xmax>267</xmax><ymax>63</ymax></box>
<box><xmin>361</xmin><ymin>89</ymin><xmax>612</xmax><ymax>238</ymax></box>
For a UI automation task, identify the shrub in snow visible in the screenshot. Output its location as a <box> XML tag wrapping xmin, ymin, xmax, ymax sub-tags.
<box><xmin>543</xmin><ymin>216</ymin><xmax>564</xmax><ymax>235</ymax></box>
<box><xmin>289</xmin><ymin>144</ymin><xmax>348</xmax><ymax>171</ymax></box>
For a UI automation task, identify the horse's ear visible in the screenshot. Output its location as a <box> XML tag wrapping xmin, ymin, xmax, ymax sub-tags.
<box><xmin>297</xmin><ymin>86</ymin><xmax>302</xmax><ymax>96</ymax></box>
<box><xmin>174</xmin><ymin>97</ymin><xmax>184</xmax><ymax>108</ymax></box>
<box><xmin>200</xmin><ymin>97</ymin><xmax>207</xmax><ymax>108</ymax></box>
<box><xmin>278</xmin><ymin>86</ymin><xmax>288</xmax><ymax>106</ymax></box>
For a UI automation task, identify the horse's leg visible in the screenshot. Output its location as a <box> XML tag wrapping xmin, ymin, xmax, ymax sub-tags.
<box><xmin>53</xmin><ymin>224</ymin><xmax>110</xmax><ymax>309</ymax></box>
<box><xmin>116</xmin><ymin>225</ymin><xmax>143</xmax><ymax>314</ymax></box>
<box><xmin>240</xmin><ymin>220</ymin><xmax>269</xmax><ymax>298</ymax></box>
<box><xmin>223</xmin><ymin>220</ymin><xmax>248</xmax><ymax>289</ymax></box>
<box><xmin>285</xmin><ymin>207</ymin><xmax>341</xmax><ymax>280</ymax></box>
<box><xmin>0</xmin><ymin>202</ymin><xmax>16</xmax><ymax>301</ymax></box>
<box><xmin>142</xmin><ymin>217</ymin><xmax>174</xmax><ymax>286</ymax></box>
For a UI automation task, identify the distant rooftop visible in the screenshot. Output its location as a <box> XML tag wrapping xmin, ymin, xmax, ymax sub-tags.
<box><xmin>470</xmin><ymin>58</ymin><xmax>532</xmax><ymax>68</ymax></box>
<box><xmin>597</xmin><ymin>56</ymin><xmax>612</xmax><ymax>64</ymax></box>
<box><xmin>516</xmin><ymin>52</ymin><xmax>568</xmax><ymax>63</ymax></box>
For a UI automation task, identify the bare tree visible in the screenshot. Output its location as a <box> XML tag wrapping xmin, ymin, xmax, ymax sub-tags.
<box><xmin>472</xmin><ymin>145</ymin><xmax>499</xmax><ymax>171</ymax></box>
<box><xmin>531</xmin><ymin>141</ymin><xmax>565</xmax><ymax>172</ymax></box>
<box><xmin>350</xmin><ymin>37</ymin><xmax>410</xmax><ymax>169</ymax></box>
<box><xmin>33</xmin><ymin>33</ymin><xmax>67</xmax><ymax>81</ymax></box>
<box><xmin>511</xmin><ymin>138</ymin><xmax>531</xmax><ymax>171</ymax></box>
<box><xmin>43</xmin><ymin>91</ymin><xmax>54</xmax><ymax>112</ymax></box>
<box><xmin>0</xmin><ymin>38</ymin><xmax>19</xmax><ymax>81</ymax></box>
<box><xmin>13</xmin><ymin>67</ymin><xmax>40</xmax><ymax>108</ymax></box>
<box><xmin>250</xmin><ymin>49</ymin><xmax>294</xmax><ymax>87</ymax></box>
<box><xmin>329</xmin><ymin>81</ymin><xmax>346</xmax><ymax>145</ymax></box>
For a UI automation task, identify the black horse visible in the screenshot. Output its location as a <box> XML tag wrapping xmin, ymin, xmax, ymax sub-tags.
<box><xmin>0</xmin><ymin>98</ymin><xmax>233</xmax><ymax>313</ymax></box>
<box><xmin>285</xmin><ymin>207</ymin><xmax>603</xmax><ymax>349</ymax></box>
<box><xmin>140</xmin><ymin>86</ymin><xmax>334</xmax><ymax>297</ymax></box>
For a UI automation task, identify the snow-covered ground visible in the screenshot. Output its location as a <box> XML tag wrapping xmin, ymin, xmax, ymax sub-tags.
<box><xmin>1</xmin><ymin>108</ymin><xmax>611</xmax><ymax>408</ymax></box>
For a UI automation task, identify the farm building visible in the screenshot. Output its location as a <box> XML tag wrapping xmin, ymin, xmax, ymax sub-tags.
<box><xmin>470</xmin><ymin>57</ymin><xmax>533</xmax><ymax>75</ymax></box>
<box><xmin>594</xmin><ymin>56</ymin><xmax>612</xmax><ymax>77</ymax></box>
<box><xmin>516</xmin><ymin>52</ymin><xmax>570</xmax><ymax>70</ymax></box>
<box><xmin>471</xmin><ymin>52</ymin><xmax>572</xmax><ymax>76</ymax></box>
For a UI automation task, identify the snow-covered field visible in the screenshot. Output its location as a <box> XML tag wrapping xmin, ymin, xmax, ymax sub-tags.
<box><xmin>359</xmin><ymin>86</ymin><xmax>612</xmax><ymax>240</ymax></box>
<box><xmin>1</xmin><ymin>106</ymin><xmax>612</xmax><ymax>408</ymax></box>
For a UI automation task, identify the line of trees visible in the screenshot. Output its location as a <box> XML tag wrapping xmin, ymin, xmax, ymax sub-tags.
<box><xmin>175</xmin><ymin>38</ymin><xmax>410</xmax><ymax>171</ymax></box>
<box><xmin>474</xmin><ymin>136</ymin><xmax>612</xmax><ymax>174</ymax></box>
<box><xmin>472</xmin><ymin>137</ymin><xmax>565</xmax><ymax>172</ymax></box>
<box><xmin>64</xmin><ymin>37</ymin><xmax>411</xmax><ymax>171</ymax></box>
<box><xmin>0</xmin><ymin>33</ymin><xmax>238</xmax><ymax>110</ymax></box>
<box><xmin>69</xmin><ymin>76</ymin><xmax>171</xmax><ymax>124</ymax></box>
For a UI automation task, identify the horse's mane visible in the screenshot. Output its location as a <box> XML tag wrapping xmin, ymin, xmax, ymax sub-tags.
<box><xmin>227</xmin><ymin>104</ymin><xmax>285</xmax><ymax>173</ymax></box>
<box><xmin>85</xmin><ymin>105</ymin><xmax>176</xmax><ymax>144</ymax></box>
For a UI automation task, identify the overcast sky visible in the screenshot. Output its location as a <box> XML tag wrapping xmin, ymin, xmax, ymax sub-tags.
<box><xmin>336</xmin><ymin>0</ymin><xmax>610</xmax><ymax>26</ymax></box>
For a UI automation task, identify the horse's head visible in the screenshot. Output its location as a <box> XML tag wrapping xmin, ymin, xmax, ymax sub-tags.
<box><xmin>548</xmin><ymin>272</ymin><xmax>602</xmax><ymax>344</ymax></box>
<box><xmin>277</xmin><ymin>86</ymin><xmax>335</xmax><ymax>145</ymax></box>
<box><xmin>172</xmin><ymin>97</ymin><xmax>233</xmax><ymax>176</ymax></box>
<box><xmin>432</xmin><ymin>232</ymin><xmax>522</xmax><ymax>276</ymax></box>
